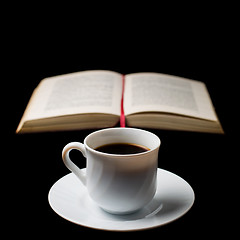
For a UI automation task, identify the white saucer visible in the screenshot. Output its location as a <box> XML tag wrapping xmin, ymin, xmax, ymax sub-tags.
<box><xmin>48</xmin><ymin>168</ymin><xmax>194</xmax><ymax>231</ymax></box>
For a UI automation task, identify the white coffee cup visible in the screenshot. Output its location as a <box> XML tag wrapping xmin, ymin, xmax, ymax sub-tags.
<box><xmin>62</xmin><ymin>127</ymin><xmax>161</xmax><ymax>214</ymax></box>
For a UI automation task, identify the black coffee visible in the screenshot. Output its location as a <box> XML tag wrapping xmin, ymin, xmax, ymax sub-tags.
<box><xmin>95</xmin><ymin>143</ymin><xmax>149</xmax><ymax>154</ymax></box>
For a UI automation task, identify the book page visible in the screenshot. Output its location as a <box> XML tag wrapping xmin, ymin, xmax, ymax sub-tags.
<box><xmin>21</xmin><ymin>70</ymin><xmax>122</xmax><ymax>121</ymax></box>
<box><xmin>124</xmin><ymin>73</ymin><xmax>218</xmax><ymax>121</ymax></box>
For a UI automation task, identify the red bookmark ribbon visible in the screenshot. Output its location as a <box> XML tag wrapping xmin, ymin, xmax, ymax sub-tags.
<box><xmin>120</xmin><ymin>75</ymin><xmax>125</xmax><ymax>127</ymax></box>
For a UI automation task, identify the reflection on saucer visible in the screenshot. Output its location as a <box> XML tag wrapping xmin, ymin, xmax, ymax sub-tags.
<box><xmin>86</xmin><ymin>194</ymin><xmax>163</xmax><ymax>221</ymax></box>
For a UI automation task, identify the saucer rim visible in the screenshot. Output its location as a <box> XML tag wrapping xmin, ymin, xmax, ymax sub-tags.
<box><xmin>48</xmin><ymin>168</ymin><xmax>195</xmax><ymax>232</ymax></box>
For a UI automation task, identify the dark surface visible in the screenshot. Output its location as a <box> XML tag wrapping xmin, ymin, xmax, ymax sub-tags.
<box><xmin>4</xmin><ymin>5</ymin><xmax>237</xmax><ymax>238</ymax></box>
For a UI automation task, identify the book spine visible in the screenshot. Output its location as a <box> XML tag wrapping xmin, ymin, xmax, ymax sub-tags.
<box><xmin>120</xmin><ymin>74</ymin><xmax>125</xmax><ymax>127</ymax></box>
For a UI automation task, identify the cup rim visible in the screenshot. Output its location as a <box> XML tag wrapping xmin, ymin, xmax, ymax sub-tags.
<box><xmin>84</xmin><ymin>127</ymin><xmax>161</xmax><ymax>157</ymax></box>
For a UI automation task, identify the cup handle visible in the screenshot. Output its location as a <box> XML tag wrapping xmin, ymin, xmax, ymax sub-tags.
<box><xmin>62</xmin><ymin>142</ymin><xmax>87</xmax><ymax>186</ymax></box>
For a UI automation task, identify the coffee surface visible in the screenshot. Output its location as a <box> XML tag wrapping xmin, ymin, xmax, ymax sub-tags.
<box><xmin>95</xmin><ymin>143</ymin><xmax>149</xmax><ymax>154</ymax></box>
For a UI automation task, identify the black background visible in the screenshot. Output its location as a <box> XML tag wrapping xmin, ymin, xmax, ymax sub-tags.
<box><xmin>4</xmin><ymin>3</ymin><xmax>238</xmax><ymax>238</ymax></box>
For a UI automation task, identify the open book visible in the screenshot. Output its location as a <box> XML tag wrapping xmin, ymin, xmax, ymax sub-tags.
<box><xmin>16</xmin><ymin>70</ymin><xmax>224</xmax><ymax>134</ymax></box>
